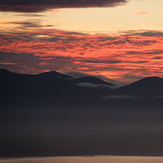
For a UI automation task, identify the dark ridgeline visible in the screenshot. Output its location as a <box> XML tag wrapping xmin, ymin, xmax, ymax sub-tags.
<box><xmin>69</xmin><ymin>76</ymin><xmax>115</xmax><ymax>95</ymax></box>
<box><xmin>1</xmin><ymin>69</ymin><xmax>163</xmax><ymax>157</ymax></box>
<box><xmin>69</xmin><ymin>76</ymin><xmax>115</xmax><ymax>86</ymax></box>
<box><xmin>2</xmin><ymin>68</ymin><xmax>163</xmax><ymax>107</ymax></box>
<box><xmin>0</xmin><ymin>69</ymin><xmax>105</xmax><ymax>107</ymax></box>
<box><xmin>112</xmin><ymin>76</ymin><xmax>163</xmax><ymax>96</ymax></box>
<box><xmin>104</xmin><ymin>76</ymin><xmax>163</xmax><ymax>107</ymax></box>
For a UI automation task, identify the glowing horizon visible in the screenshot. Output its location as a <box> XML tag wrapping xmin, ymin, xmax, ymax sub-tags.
<box><xmin>0</xmin><ymin>0</ymin><xmax>163</xmax><ymax>83</ymax></box>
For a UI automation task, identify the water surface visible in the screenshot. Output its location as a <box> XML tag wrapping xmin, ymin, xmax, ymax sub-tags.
<box><xmin>1</xmin><ymin>156</ymin><xmax>163</xmax><ymax>163</ymax></box>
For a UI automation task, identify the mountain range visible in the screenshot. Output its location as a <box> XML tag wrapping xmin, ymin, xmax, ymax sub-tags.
<box><xmin>1</xmin><ymin>69</ymin><xmax>163</xmax><ymax>107</ymax></box>
<box><xmin>1</xmin><ymin>69</ymin><xmax>163</xmax><ymax>157</ymax></box>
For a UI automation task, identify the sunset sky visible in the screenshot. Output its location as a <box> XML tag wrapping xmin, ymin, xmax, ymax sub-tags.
<box><xmin>0</xmin><ymin>0</ymin><xmax>163</xmax><ymax>83</ymax></box>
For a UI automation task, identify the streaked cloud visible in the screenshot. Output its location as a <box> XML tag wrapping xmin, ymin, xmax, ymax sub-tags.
<box><xmin>5</xmin><ymin>19</ymin><xmax>53</xmax><ymax>29</ymax></box>
<box><xmin>1</xmin><ymin>28</ymin><xmax>163</xmax><ymax>83</ymax></box>
<box><xmin>120</xmin><ymin>30</ymin><xmax>163</xmax><ymax>36</ymax></box>
<box><xmin>8</xmin><ymin>20</ymin><xmax>42</xmax><ymax>28</ymax></box>
<box><xmin>0</xmin><ymin>0</ymin><xmax>129</xmax><ymax>13</ymax></box>
<box><xmin>14</xmin><ymin>13</ymin><xmax>45</xmax><ymax>17</ymax></box>
<box><xmin>0</xmin><ymin>62</ymin><xmax>15</xmax><ymax>65</ymax></box>
<box><xmin>135</xmin><ymin>31</ymin><xmax>163</xmax><ymax>37</ymax></box>
<box><xmin>135</xmin><ymin>12</ymin><xmax>150</xmax><ymax>15</ymax></box>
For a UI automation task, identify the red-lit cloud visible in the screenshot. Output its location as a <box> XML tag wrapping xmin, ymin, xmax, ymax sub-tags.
<box><xmin>1</xmin><ymin>29</ymin><xmax>163</xmax><ymax>83</ymax></box>
<box><xmin>0</xmin><ymin>0</ymin><xmax>128</xmax><ymax>12</ymax></box>
<box><xmin>0</xmin><ymin>62</ymin><xmax>15</xmax><ymax>65</ymax></box>
<box><xmin>135</xmin><ymin>12</ymin><xmax>150</xmax><ymax>15</ymax></box>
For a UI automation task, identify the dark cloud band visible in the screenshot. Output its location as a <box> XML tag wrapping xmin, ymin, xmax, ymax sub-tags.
<box><xmin>0</xmin><ymin>0</ymin><xmax>128</xmax><ymax>12</ymax></box>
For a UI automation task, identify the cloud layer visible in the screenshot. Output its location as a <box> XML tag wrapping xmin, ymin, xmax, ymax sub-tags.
<box><xmin>1</xmin><ymin>28</ymin><xmax>163</xmax><ymax>83</ymax></box>
<box><xmin>0</xmin><ymin>0</ymin><xmax>128</xmax><ymax>12</ymax></box>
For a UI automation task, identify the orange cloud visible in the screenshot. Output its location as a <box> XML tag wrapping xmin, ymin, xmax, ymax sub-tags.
<box><xmin>1</xmin><ymin>29</ymin><xmax>163</xmax><ymax>83</ymax></box>
<box><xmin>0</xmin><ymin>62</ymin><xmax>15</xmax><ymax>65</ymax></box>
<box><xmin>135</xmin><ymin>12</ymin><xmax>150</xmax><ymax>15</ymax></box>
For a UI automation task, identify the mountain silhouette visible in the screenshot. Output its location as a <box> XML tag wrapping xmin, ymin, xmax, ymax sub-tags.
<box><xmin>1</xmin><ymin>69</ymin><xmax>163</xmax><ymax>108</ymax></box>
<box><xmin>0</xmin><ymin>69</ymin><xmax>103</xmax><ymax>106</ymax></box>
<box><xmin>1</xmin><ymin>69</ymin><xmax>163</xmax><ymax>158</ymax></box>
<box><xmin>69</xmin><ymin>76</ymin><xmax>115</xmax><ymax>86</ymax></box>
<box><xmin>68</xmin><ymin>76</ymin><xmax>115</xmax><ymax>95</ymax></box>
<box><xmin>112</xmin><ymin>76</ymin><xmax>163</xmax><ymax>96</ymax></box>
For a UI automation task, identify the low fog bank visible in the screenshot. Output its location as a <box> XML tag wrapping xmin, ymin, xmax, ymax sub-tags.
<box><xmin>1</xmin><ymin>104</ymin><xmax>163</xmax><ymax>157</ymax></box>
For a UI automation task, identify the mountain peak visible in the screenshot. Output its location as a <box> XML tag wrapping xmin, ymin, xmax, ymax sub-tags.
<box><xmin>133</xmin><ymin>76</ymin><xmax>163</xmax><ymax>86</ymax></box>
<box><xmin>39</xmin><ymin>70</ymin><xmax>73</xmax><ymax>79</ymax></box>
<box><xmin>40</xmin><ymin>70</ymin><xmax>57</xmax><ymax>75</ymax></box>
<box><xmin>143</xmin><ymin>76</ymin><xmax>162</xmax><ymax>80</ymax></box>
<box><xmin>113</xmin><ymin>76</ymin><xmax>163</xmax><ymax>96</ymax></box>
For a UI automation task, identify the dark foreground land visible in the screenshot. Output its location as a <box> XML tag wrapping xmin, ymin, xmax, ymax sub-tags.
<box><xmin>1</xmin><ymin>69</ymin><xmax>163</xmax><ymax>157</ymax></box>
<box><xmin>1</xmin><ymin>102</ymin><xmax>163</xmax><ymax>157</ymax></box>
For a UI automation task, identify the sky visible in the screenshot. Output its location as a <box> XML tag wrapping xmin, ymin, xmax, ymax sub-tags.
<box><xmin>0</xmin><ymin>0</ymin><xmax>163</xmax><ymax>83</ymax></box>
